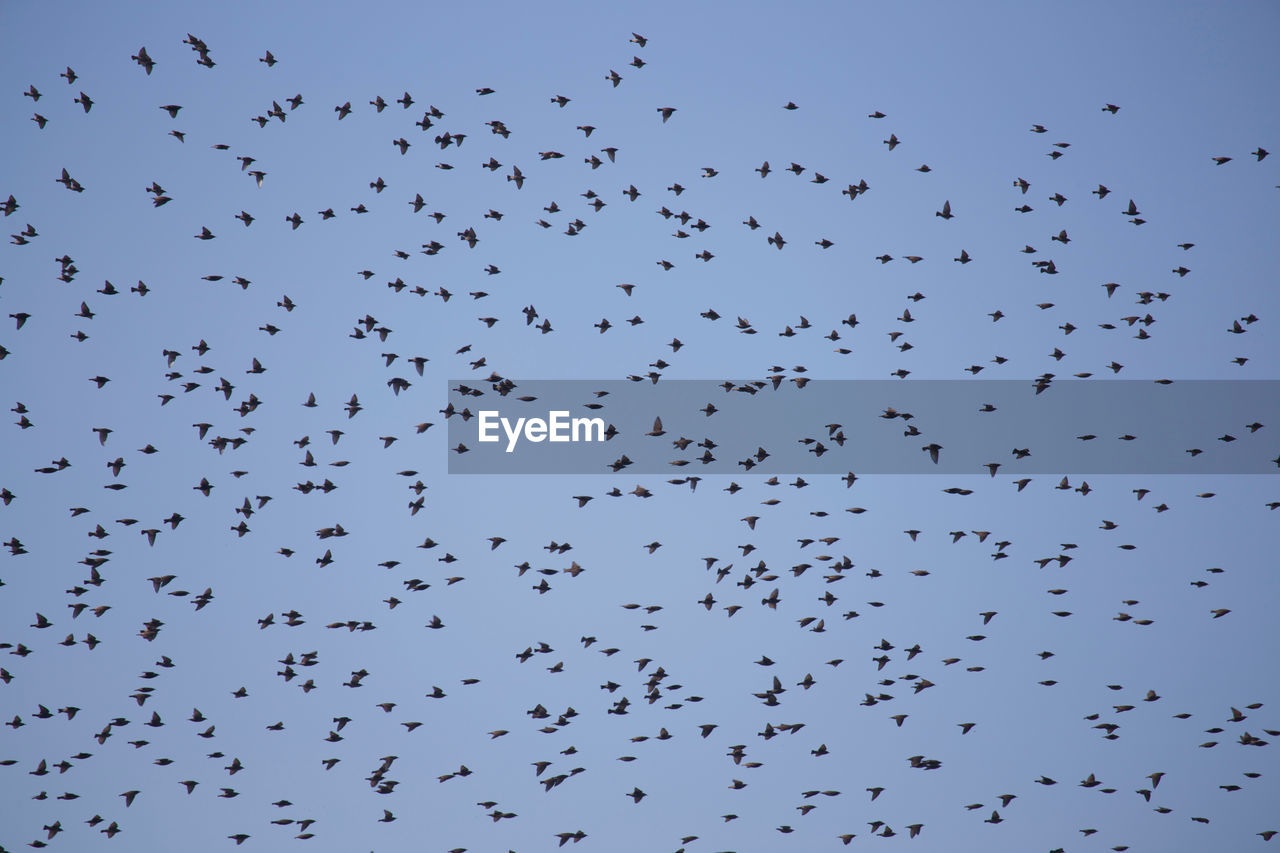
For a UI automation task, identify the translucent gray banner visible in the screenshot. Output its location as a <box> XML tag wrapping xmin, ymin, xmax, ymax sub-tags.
<box><xmin>445</xmin><ymin>380</ymin><xmax>1280</xmax><ymax>475</ymax></box>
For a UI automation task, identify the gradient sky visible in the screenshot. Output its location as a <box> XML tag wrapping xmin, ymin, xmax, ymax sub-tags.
<box><xmin>2</xmin><ymin>2</ymin><xmax>1278</xmax><ymax>852</ymax></box>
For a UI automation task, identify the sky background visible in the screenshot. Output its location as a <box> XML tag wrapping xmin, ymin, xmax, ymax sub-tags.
<box><xmin>1</xmin><ymin>1</ymin><xmax>1278</xmax><ymax>851</ymax></box>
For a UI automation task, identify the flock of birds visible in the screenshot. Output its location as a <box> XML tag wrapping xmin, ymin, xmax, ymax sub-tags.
<box><xmin>1</xmin><ymin>22</ymin><xmax>1278</xmax><ymax>853</ymax></box>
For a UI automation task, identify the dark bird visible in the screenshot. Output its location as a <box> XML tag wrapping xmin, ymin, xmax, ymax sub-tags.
<box><xmin>132</xmin><ymin>46</ymin><xmax>155</xmax><ymax>74</ymax></box>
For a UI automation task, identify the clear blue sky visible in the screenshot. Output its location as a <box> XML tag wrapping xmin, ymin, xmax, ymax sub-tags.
<box><xmin>1</xmin><ymin>1</ymin><xmax>1278</xmax><ymax>851</ymax></box>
